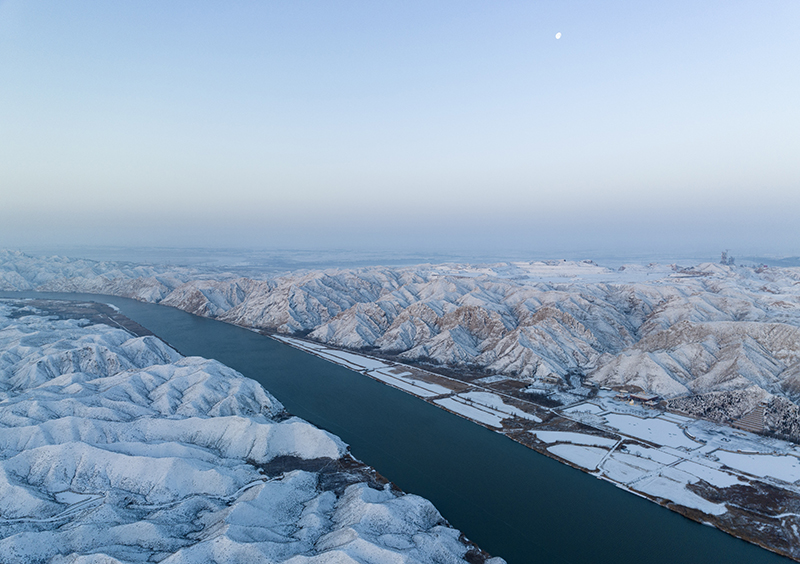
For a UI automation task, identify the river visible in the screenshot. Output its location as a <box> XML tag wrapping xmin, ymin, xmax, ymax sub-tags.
<box><xmin>1</xmin><ymin>291</ymin><xmax>793</xmax><ymax>564</ymax></box>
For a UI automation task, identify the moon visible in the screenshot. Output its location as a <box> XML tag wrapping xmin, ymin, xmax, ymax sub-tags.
<box><xmin>555</xmin><ymin>32</ymin><xmax>562</xmax><ymax>39</ymax></box>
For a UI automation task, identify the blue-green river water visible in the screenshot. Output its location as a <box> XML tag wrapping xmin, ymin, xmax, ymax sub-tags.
<box><xmin>1</xmin><ymin>291</ymin><xmax>793</xmax><ymax>564</ymax></box>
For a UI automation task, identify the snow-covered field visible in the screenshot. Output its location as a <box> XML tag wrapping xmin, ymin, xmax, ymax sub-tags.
<box><xmin>715</xmin><ymin>451</ymin><xmax>800</xmax><ymax>483</ymax></box>
<box><xmin>433</xmin><ymin>397</ymin><xmax>507</xmax><ymax>429</ymax></box>
<box><xmin>0</xmin><ymin>300</ymin><xmax>502</xmax><ymax>564</ymax></box>
<box><xmin>456</xmin><ymin>391</ymin><xmax>541</xmax><ymax>422</ymax></box>
<box><xmin>369</xmin><ymin>367</ymin><xmax>453</xmax><ymax>398</ymax></box>
<box><xmin>539</xmin><ymin>389</ymin><xmax>800</xmax><ymax>533</ymax></box>
<box><xmin>322</xmin><ymin>350</ymin><xmax>390</xmax><ymax>371</ymax></box>
<box><xmin>531</xmin><ymin>431</ymin><xmax>617</xmax><ymax>447</ymax></box>
<box><xmin>674</xmin><ymin>461</ymin><xmax>742</xmax><ymax>488</ymax></box>
<box><xmin>563</xmin><ymin>402</ymin><xmax>606</xmax><ymax>415</ymax></box>
<box><xmin>635</xmin><ymin>471</ymin><xmax>728</xmax><ymax>516</ymax></box>
<box><xmin>547</xmin><ymin>444</ymin><xmax>608</xmax><ymax>470</ymax></box>
<box><xmin>603</xmin><ymin>413</ymin><xmax>701</xmax><ymax>450</ymax></box>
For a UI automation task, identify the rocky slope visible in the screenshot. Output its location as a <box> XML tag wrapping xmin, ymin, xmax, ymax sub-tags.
<box><xmin>0</xmin><ymin>299</ymin><xmax>500</xmax><ymax>564</ymax></box>
<box><xmin>3</xmin><ymin>250</ymin><xmax>800</xmax><ymax>430</ymax></box>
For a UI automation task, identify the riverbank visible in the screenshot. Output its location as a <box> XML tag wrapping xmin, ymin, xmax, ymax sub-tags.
<box><xmin>272</xmin><ymin>333</ymin><xmax>800</xmax><ymax>562</ymax></box>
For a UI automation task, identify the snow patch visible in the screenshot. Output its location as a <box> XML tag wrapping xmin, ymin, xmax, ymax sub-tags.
<box><xmin>547</xmin><ymin>445</ymin><xmax>608</xmax><ymax>470</ymax></box>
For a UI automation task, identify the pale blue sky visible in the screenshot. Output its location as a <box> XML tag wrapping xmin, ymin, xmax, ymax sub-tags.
<box><xmin>1</xmin><ymin>1</ymin><xmax>798</xmax><ymax>257</ymax></box>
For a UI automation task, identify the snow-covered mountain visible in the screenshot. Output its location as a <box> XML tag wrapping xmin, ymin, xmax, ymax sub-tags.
<box><xmin>0</xmin><ymin>299</ymin><xmax>500</xmax><ymax>564</ymax></box>
<box><xmin>3</xmin><ymin>250</ymin><xmax>800</xmax><ymax>429</ymax></box>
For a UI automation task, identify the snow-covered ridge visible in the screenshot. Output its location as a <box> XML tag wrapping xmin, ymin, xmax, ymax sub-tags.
<box><xmin>3</xmin><ymin>250</ymin><xmax>800</xmax><ymax>430</ymax></box>
<box><xmin>0</xmin><ymin>300</ymin><xmax>500</xmax><ymax>564</ymax></box>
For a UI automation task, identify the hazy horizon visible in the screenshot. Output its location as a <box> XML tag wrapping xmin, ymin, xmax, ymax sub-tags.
<box><xmin>1</xmin><ymin>1</ymin><xmax>798</xmax><ymax>257</ymax></box>
<box><xmin>5</xmin><ymin>244</ymin><xmax>798</xmax><ymax>276</ymax></box>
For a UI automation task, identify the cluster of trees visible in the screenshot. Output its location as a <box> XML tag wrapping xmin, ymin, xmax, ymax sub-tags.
<box><xmin>765</xmin><ymin>397</ymin><xmax>800</xmax><ymax>444</ymax></box>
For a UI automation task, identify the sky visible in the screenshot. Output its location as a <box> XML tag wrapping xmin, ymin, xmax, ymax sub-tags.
<box><xmin>1</xmin><ymin>1</ymin><xmax>798</xmax><ymax>259</ymax></box>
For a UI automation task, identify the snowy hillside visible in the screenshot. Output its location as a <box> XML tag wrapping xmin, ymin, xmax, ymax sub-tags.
<box><xmin>0</xmin><ymin>299</ymin><xmax>499</xmax><ymax>564</ymax></box>
<box><xmin>3</xmin><ymin>250</ymin><xmax>800</xmax><ymax>429</ymax></box>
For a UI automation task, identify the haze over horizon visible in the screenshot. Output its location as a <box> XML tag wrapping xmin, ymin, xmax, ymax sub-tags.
<box><xmin>1</xmin><ymin>1</ymin><xmax>798</xmax><ymax>258</ymax></box>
